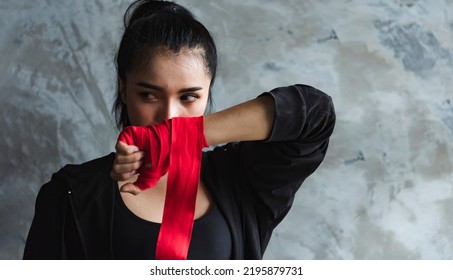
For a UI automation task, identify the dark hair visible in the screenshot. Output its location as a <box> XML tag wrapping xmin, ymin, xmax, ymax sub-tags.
<box><xmin>113</xmin><ymin>0</ymin><xmax>217</xmax><ymax>130</ymax></box>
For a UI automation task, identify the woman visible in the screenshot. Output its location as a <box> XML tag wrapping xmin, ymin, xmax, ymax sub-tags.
<box><xmin>23</xmin><ymin>0</ymin><xmax>335</xmax><ymax>259</ymax></box>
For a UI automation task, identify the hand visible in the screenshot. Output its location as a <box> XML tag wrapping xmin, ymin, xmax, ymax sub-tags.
<box><xmin>110</xmin><ymin>141</ymin><xmax>145</xmax><ymax>195</ymax></box>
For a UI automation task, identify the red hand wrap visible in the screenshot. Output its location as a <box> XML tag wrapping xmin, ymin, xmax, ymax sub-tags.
<box><xmin>117</xmin><ymin>116</ymin><xmax>208</xmax><ymax>260</ymax></box>
<box><xmin>118</xmin><ymin>121</ymin><xmax>171</xmax><ymax>190</ymax></box>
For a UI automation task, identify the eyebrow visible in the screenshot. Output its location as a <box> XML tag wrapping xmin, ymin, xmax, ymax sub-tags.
<box><xmin>135</xmin><ymin>82</ymin><xmax>203</xmax><ymax>93</ymax></box>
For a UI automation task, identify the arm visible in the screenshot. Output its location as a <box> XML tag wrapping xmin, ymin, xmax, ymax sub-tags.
<box><xmin>206</xmin><ymin>84</ymin><xmax>335</xmax><ymax>145</ymax></box>
<box><xmin>201</xmin><ymin>84</ymin><xmax>335</xmax><ymax>257</ymax></box>
<box><xmin>23</xmin><ymin>178</ymin><xmax>66</xmax><ymax>259</ymax></box>
<box><xmin>204</xmin><ymin>95</ymin><xmax>275</xmax><ymax>145</ymax></box>
<box><xmin>239</xmin><ymin>84</ymin><xmax>335</xmax><ymax>193</ymax></box>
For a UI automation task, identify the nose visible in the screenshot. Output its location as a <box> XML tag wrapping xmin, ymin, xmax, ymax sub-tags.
<box><xmin>160</xmin><ymin>100</ymin><xmax>178</xmax><ymax>122</ymax></box>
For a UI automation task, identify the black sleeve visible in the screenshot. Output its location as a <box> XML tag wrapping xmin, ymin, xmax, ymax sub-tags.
<box><xmin>23</xmin><ymin>178</ymin><xmax>67</xmax><ymax>260</ymax></box>
<box><xmin>239</xmin><ymin>84</ymin><xmax>336</xmax><ymax>250</ymax></box>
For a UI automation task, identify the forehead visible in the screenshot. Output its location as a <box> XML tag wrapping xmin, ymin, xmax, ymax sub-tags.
<box><xmin>130</xmin><ymin>46</ymin><xmax>209</xmax><ymax>78</ymax></box>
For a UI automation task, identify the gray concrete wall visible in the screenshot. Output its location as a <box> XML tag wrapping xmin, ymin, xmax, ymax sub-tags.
<box><xmin>1</xmin><ymin>0</ymin><xmax>452</xmax><ymax>259</ymax></box>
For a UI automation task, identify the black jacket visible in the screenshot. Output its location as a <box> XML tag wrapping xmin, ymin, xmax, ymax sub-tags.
<box><xmin>23</xmin><ymin>84</ymin><xmax>336</xmax><ymax>259</ymax></box>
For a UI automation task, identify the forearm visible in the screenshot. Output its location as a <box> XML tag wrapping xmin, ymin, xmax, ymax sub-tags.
<box><xmin>204</xmin><ymin>95</ymin><xmax>275</xmax><ymax>146</ymax></box>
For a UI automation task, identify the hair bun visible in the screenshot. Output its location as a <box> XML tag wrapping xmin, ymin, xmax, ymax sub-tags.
<box><xmin>125</xmin><ymin>0</ymin><xmax>194</xmax><ymax>28</ymax></box>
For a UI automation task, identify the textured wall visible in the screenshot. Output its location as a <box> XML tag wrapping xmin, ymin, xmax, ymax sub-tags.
<box><xmin>1</xmin><ymin>0</ymin><xmax>452</xmax><ymax>259</ymax></box>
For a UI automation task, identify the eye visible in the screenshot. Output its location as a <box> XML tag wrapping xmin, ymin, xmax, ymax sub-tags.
<box><xmin>139</xmin><ymin>92</ymin><xmax>158</xmax><ymax>102</ymax></box>
<box><xmin>180</xmin><ymin>94</ymin><xmax>199</xmax><ymax>103</ymax></box>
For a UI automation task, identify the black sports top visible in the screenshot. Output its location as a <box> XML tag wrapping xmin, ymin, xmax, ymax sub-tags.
<box><xmin>112</xmin><ymin>186</ymin><xmax>232</xmax><ymax>259</ymax></box>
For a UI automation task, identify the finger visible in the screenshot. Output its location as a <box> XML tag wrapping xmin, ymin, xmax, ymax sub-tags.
<box><xmin>120</xmin><ymin>182</ymin><xmax>143</xmax><ymax>195</ymax></box>
<box><xmin>115</xmin><ymin>151</ymin><xmax>145</xmax><ymax>164</ymax></box>
<box><xmin>110</xmin><ymin>169</ymin><xmax>133</xmax><ymax>182</ymax></box>
<box><xmin>111</xmin><ymin>160</ymin><xmax>143</xmax><ymax>175</ymax></box>
<box><xmin>115</xmin><ymin>141</ymin><xmax>144</xmax><ymax>164</ymax></box>
<box><xmin>115</xmin><ymin>141</ymin><xmax>141</xmax><ymax>156</ymax></box>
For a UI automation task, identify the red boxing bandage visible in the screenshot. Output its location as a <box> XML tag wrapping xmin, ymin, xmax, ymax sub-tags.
<box><xmin>117</xmin><ymin>116</ymin><xmax>209</xmax><ymax>260</ymax></box>
<box><xmin>118</xmin><ymin>121</ymin><xmax>171</xmax><ymax>190</ymax></box>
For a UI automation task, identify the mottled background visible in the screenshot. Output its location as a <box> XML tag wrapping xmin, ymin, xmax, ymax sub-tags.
<box><xmin>1</xmin><ymin>0</ymin><xmax>452</xmax><ymax>259</ymax></box>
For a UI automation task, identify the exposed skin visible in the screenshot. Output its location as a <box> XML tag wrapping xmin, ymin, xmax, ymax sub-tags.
<box><xmin>111</xmin><ymin>47</ymin><xmax>275</xmax><ymax>223</ymax></box>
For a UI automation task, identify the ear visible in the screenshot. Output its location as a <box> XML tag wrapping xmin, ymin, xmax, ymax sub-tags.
<box><xmin>118</xmin><ymin>78</ymin><xmax>126</xmax><ymax>104</ymax></box>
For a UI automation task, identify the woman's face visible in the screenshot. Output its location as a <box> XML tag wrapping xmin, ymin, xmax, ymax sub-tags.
<box><xmin>121</xmin><ymin>48</ymin><xmax>211</xmax><ymax>126</ymax></box>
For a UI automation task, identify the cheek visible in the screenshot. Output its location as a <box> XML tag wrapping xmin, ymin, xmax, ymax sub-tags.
<box><xmin>198</xmin><ymin>101</ymin><xmax>208</xmax><ymax>115</ymax></box>
<box><xmin>127</xmin><ymin>102</ymin><xmax>157</xmax><ymax>126</ymax></box>
<box><xmin>197</xmin><ymin>93</ymin><xmax>210</xmax><ymax>112</ymax></box>
<box><xmin>190</xmin><ymin>98</ymin><xmax>209</xmax><ymax>116</ymax></box>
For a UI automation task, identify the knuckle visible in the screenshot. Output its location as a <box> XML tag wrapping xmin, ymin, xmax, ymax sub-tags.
<box><xmin>112</xmin><ymin>164</ymin><xmax>121</xmax><ymax>173</ymax></box>
<box><xmin>132</xmin><ymin>162</ymin><xmax>142</xmax><ymax>170</ymax></box>
<box><xmin>134</xmin><ymin>153</ymin><xmax>143</xmax><ymax>161</ymax></box>
<box><xmin>110</xmin><ymin>171</ymin><xmax>121</xmax><ymax>181</ymax></box>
